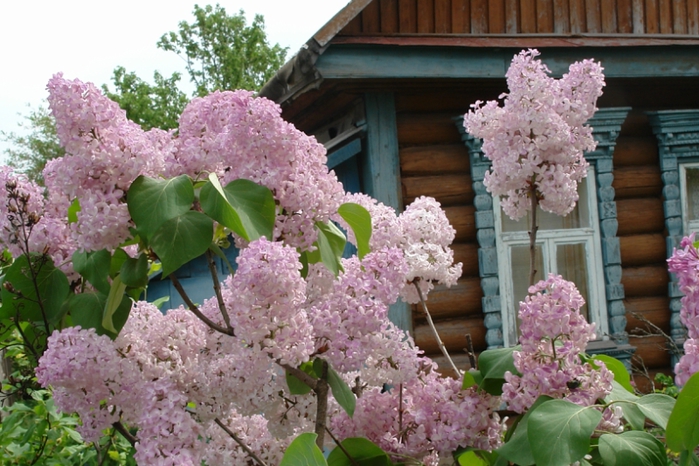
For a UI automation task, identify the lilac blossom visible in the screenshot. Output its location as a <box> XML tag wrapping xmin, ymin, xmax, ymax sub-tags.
<box><xmin>463</xmin><ymin>49</ymin><xmax>604</xmax><ymax>220</ymax></box>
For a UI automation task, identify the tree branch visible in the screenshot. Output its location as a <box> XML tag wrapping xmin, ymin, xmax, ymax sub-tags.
<box><xmin>325</xmin><ymin>427</ymin><xmax>360</xmax><ymax>466</ymax></box>
<box><xmin>112</xmin><ymin>421</ymin><xmax>137</xmax><ymax>447</ymax></box>
<box><xmin>279</xmin><ymin>363</ymin><xmax>318</xmax><ymax>390</ymax></box>
<box><xmin>528</xmin><ymin>181</ymin><xmax>539</xmax><ymax>287</ymax></box>
<box><xmin>169</xmin><ymin>274</ymin><xmax>235</xmax><ymax>336</ymax></box>
<box><xmin>204</xmin><ymin>249</ymin><xmax>233</xmax><ymax>332</ymax></box>
<box><xmin>214</xmin><ymin>418</ymin><xmax>269</xmax><ymax>466</ymax></box>
<box><xmin>313</xmin><ymin>360</ymin><xmax>329</xmax><ymax>449</ymax></box>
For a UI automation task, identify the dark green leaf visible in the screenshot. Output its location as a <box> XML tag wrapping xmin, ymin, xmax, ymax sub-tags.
<box><xmin>315</xmin><ymin>221</ymin><xmax>346</xmax><ymax>277</ymax></box>
<box><xmin>328</xmin><ymin>365</ymin><xmax>356</xmax><ymax>418</ymax></box>
<box><xmin>328</xmin><ymin>437</ymin><xmax>392</xmax><ymax>466</ymax></box>
<box><xmin>496</xmin><ymin>396</ymin><xmax>553</xmax><ymax>466</ymax></box>
<box><xmin>200</xmin><ymin>175</ymin><xmax>275</xmax><ymax>241</ymax></box>
<box><xmin>591</xmin><ymin>354</ymin><xmax>634</xmax><ymax>393</ymax></box>
<box><xmin>102</xmin><ymin>275</ymin><xmax>127</xmax><ymax>334</ymax></box>
<box><xmin>63</xmin><ymin>292</ymin><xmax>132</xmax><ymax>339</ymax></box>
<box><xmin>338</xmin><ymin>203</ymin><xmax>372</xmax><ymax>259</ymax></box>
<box><xmin>667</xmin><ymin>371</ymin><xmax>699</xmax><ymax>453</ymax></box>
<box><xmin>636</xmin><ymin>393</ymin><xmax>676</xmax><ymax>430</ymax></box>
<box><xmin>110</xmin><ymin>248</ymin><xmax>130</xmax><ymax>277</ymax></box>
<box><xmin>286</xmin><ymin>361</ymin><xmax>318</xmax><ymax>396</ymax></box>
<box><xmin>527</xmin><ymin>399</ymin><xmax>602</xmax><ymax>466</ymax></box>
<box><xmin>72</xmin><ymin>249</ymin><xmax>111</xmax><ymax>294</ymax></box>
<box><xmin>119</xmin><ymin>254</ymin><xmax>149</xmax><ymax>288</ymax></box>
<box><xmin>462</xmin><ymin>370</ymin><xmax>483</xmax><ymax>390</ymax></box>
<box><xmin>280</xmin><ymin>432</ymin><xmax>327</xmax><ymax>466</ymax></box>
<box><xmin>151</xmin><ymin>211</ymin><xmax>214</xmax><ymax>277</ymax></box>
<box><xmin>680</xmin><ymin>450</ymin><xmax>699</xmax><ymax>466</ymax></box>
<box><xmin>598</xmin><ymin>431</ymin><xmax>667</xmax><ymax>466</ymax></box>
<box><xmin>477</xmin><ymin>345</ymin><xmax>519</xmax><ymax>396</ymax></box>
<box><xmin>127</xmin><ymin>175</ymin><xmax>194</xmax><ymax>240</ymax></box>
<box><xmin>0</xmin><ymin>254</ymin><xmax>69</xmax><ymax>325</ymax></box>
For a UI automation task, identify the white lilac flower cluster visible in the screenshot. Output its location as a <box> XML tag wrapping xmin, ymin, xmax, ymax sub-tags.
<box><xmin>463</xmin><ymin>49</ymin><xmax>605</xmax><ymax>220</ymax></box>
<box><xmin>502</xmin><ymin>274</ymin><xmax>620</xmax><ymax>431</ymax></box>
<box><xmin>667</xmin><ymin>233</ymin><xmax>699</xmax><ymax>385</ymax></box>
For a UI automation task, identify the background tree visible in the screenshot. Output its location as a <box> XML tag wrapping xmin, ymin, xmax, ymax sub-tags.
<box><xmin>2</xmin><ymin>3</ymin><xmax>288</xmax><ymax>181</ymax></box>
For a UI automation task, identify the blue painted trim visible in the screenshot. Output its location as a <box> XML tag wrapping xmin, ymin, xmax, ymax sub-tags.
<box><xmin>647</xmin><ymin>109</ymin><xmax>699</xmax><ymax>363</ymax></box>
<box><xmin>327</xmin><ymin>138</ymin><xmax>362</xmax><ymax>169</ymax></box>
<box><xmin>457</xmin><ymin>108</ymin><xmax>631</xmax><ymax>355</ymax></box>
<box><xmin>317</xmin><ymin>45</ymin><xmax>699</xmax><ymax>80</ymax></box>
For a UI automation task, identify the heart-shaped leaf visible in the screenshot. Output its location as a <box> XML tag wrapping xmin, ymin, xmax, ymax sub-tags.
<box><xmin>127</xmin><ymin>175</ymin><xmax>194</xmax><ymax>240</ymax></box>
<box><xmin>151</xmin><ymin>211</ymin><xmax>214</xmax><ymax>277</ymax></box>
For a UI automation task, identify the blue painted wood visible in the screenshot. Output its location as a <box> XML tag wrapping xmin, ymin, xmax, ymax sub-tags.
<box><xmin>317</xmin><ymin>45</ymin><xmax>699</xmax><ymax>80</ymax></box>
<box><xmin>457</xmin><ymin>108</ymin><xmax>632</xmax><ymax>360</ymax></box>
<box><xmin>327</xmin><ymin>138</ymin><xmax>362</xmax><ymax>169</ymax></box>
<box><xmin>647</xmin><ymin>109</ymin><xmax>699</xmax><ymax>363</ymax></box>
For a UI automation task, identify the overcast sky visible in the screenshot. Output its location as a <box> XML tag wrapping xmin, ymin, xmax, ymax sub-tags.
<box><xmin>0</xmin><ymin>0</ymin><xmax>350</xmax><ymax>158</ymax></box>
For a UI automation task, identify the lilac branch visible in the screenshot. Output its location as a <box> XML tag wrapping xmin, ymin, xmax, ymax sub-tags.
<box><xmin>214</xmin><ymin>418</ymin><xmax>269</xmax><ymax>466</ymax></box>
<box><xmin>204</xmin><ymin>249</ymin><xmax>233</xmax><ymax>332</ymax></box>
<box><xmin>528</xmin><ymin>181</ymin><xmax>539</xmax><ymax>287</ymax></box>
<box><xmin>169</xmin><ymin>274</ymin><xmax>235</xmax><ymax>336</ymax></box>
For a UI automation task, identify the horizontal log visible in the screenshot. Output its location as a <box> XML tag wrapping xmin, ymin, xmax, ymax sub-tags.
<box><xmin>619</xmin><ymin>233</ymin><xmax>667</xmax><ymax>267</ymax></box>
<box><xmin>613</xmin><ymin>136</ymin><xmax>659</xmax><ymax>167</ymax></box>
<box><xmin>621</xmin><ymin>265</ymin><xmax>669</xmax><ymax>298</ymax></box>
<box><xmin>612</xmin><ymin>165</ymin><xmax>662</xmax><ymax>199</ymax></box>
<box><xmin>630</xmin><ymin>335</ymin><xmax>672</xmax><ymax>370</ymax></box>
<box><xmin>452</xmin><ymin>242</ymin><xmax>479</xmax><ymax>277</ymax></box>
<box><xmin>616</xmin><ymin>198</ymin><xmax>664</xmax><ymax>236</ymax></box>
<box><xmin>400</xmin><ymin>144</ymin><xmax>470</xmax><ymax>175</ymax></box>
<box><xmin>413</xmin><ymin>316</ymin><xmax>486</xmax><ymax>355</ymax></box>
<box><xmin>444</xmin><ymin>205</ymin><xmax>477</xmax><ymax>242</ymax></box>
<box><xmin>429</xmin><ymin>354</ymin><xmax>480</xmax><ymax>377</ymax></box>
<box><xmin>619</xmin><ymin>112</ymin><xmax>652</xmax><ymax>138</ymax></box>
<box><xmin>414</xmin><ymin>277</ymin><xmax>483</xmax><ymax>320</ymax></box>
<box><xmin>625</xmin><ymin>296</ymin><xmax>671</xmax><ymax>333</ymax></box>
<box><xmin>402</xmin><ymin>174</ymin><xmax>474</xmax><ymax>207</ymax></box>
<box><xmin>397</xmin><ymin>113</ymin><xmax>463</xmax><ymax>145</ymax></box>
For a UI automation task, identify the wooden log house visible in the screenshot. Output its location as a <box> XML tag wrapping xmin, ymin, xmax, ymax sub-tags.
<box><xmin>257</xmin><ymin>0</ymin><xmax>699</xmax><ymax>389</ymax></box>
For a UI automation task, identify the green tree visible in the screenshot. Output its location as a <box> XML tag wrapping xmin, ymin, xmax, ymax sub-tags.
<box><xmin>158</xmin><ymin>4</ymin><xmax>287</xmax><ymax>96</ymax></box>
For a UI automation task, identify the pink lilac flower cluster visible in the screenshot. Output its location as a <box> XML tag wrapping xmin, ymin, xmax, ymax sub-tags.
<box><xmin>463</xmin><ymin>49</ymin><xmax>605</xmax><ymax>220</ymax></box>
<box><xmin>502</xmin><ymin>275</ymin><xmax>619</xmax><ymax>430</ymax></box>
<box><xmin>667</xmin><ymin>233</ymin><xmax>699</xmax><ymax>385</ymax></box>
<box><xmin>330</xmin><ymin>367</ymin><xmax>503</xmax><ymax>465</ymax></box>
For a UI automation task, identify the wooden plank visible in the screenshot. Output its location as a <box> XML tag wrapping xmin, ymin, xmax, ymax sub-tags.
<box><xmin>616</xmin><ymin>198</ymin><xmax>664</xmax><ymax>236</ymax></box>
<box><xmin>444</xmin><ymin>205</ymin><xmax>477</xmax><ymax>242</ymax></box>
<box><xmin>402</xmin><ymin>173</ymin><xmax>475</xmax><ymax>206</ymax></box>
<box><xmin>632</xmin><ymin>0</ymin><xmax>645</xmax><ymax>32</ymax></box>
<box><xmin>553</xmin><ymin>0</ymin><xmax>571</xmax><ymax>32</ymax></box>
<box><xmin>452</xmin><ymin>242</ymin><xmax>480</xmax><ymax>277</ymax></box>
<box><xmin>452</xmin><ymin>0</ymin><xmax>471</xmax><ymax>32</ymax></box>
<box><xmin>363</xmin><ymin>0</ymin><xmax>382</xmax><ymax>33</ymax></box>
<box><xmin>570</xmin><ymin>0</ymin><xmax>586</xmax><ymax>32</ymax></box>
<box><xmin>520</xmin><ymin>0</ymin><xmax>537</xmax><ymax>32</ymax></box>
<box><xmin>617</xmin><ymin>0</ymin><xmax>634</xmax><ymax>32</ymax></box>
<box><xmin>435</xmin><ymin>0</ymin><xmax>452</xmax><ymax>32</ymax></box>
<box><xmin>625</xmin><ymin>296</ymin><xmax>671</xmax><ymax>331</ymax></box>
<box><xmin>613</xmin><ymin>137</ymin><xmax>659</xmax><ymax>167</ymax></box>
<box><xmin>621</xmin><ymin>264</ymin><xmax>669</xmax><ymax>297</ymax></box>
<box><xmin>673</xmin><ymin>0</ymin><xmax>687</xmax><ymax>33</ymax></box>
<box><xmin>341</xmin><ymin>14</ymin><xmax>363</xmax><ymax>34</ymax></box>
<box><xmin>400</xmin><ymin>0</ymin><xmax>419</xmax><ymax>32</ymax></box>
<box><xmin>619</xmin><ymin>233</ymin><xmax>667</xmax><ymax>267</ymax></box>
<box><xmin>620</xmin><ymin>112</ymin><xmax>653</xmax><ymax>137</ymax></box>
<box><xmin>601</xmin><ymin>0</ymin><xmax>619</xmax><ymax>32</ymax></box>
<box><xmin>418</xmin><ymin>0</ymin><xmax>436</xmax><ymax>32</ymax></box>
<box><xmin>432</xmin><ymin>354</ymin><xmax>481</xmax><ymax>376</ymax></box>
<box><xmin>612</xmin><ymin>165</ymin><xmax>662</xmax><ymax>199</ymax></box>
<box><xmin>490</xmin><ymin>0</ymin><xmax>506</xmax><ymax>32</ymax></box>
<box><xmin>396</xmin><ymin>113</ymin><xmax>463</xmax><ymax>145</ymax></box>
<box><xmin>400</xmin><ymin>144</ymin><xmax>470</xmax><ymax>176</ymax></box>
<box><xmin>471</xmin><ymin>0</ymin><xmax>489</xmax><ymax>32</ymax></box>
<box><xmin>413</xmin><ymin>278</ymin><xmax>482</xmax><ymax>319</ymax></box>
<box><xmin>689</xmin><ymin>0</ymin><xmax>699</xmax><ymax>34</ymax></box>
<box><xmin>506</xmin><ymin>0</ymin><xmax>520</xmax><ymax>32</ymax></box>
<box><xmin>537</xmin><ymin>0</ymin><xmax>554</xmax><ymax>32</ymax></box>
<box><xmin>659</xmin><ymin>0</ymin><xmax>673</xmax><ymax>32</ymax></box>
<box><xmin>381</xmin><ymin>0</ymin><xmax>400</xmax><ymax>33</ymax></box>
<box><xmin>414</xmin><ymin>316</ymin><xmax>486</xmax><ymax>354</ymax></box>
<box><xmin>646</xmin><ymin>0</ymin><xmax>660</xmax><ymax>33</ymax></box>
<box><xmin>586</xmin><ymin>0</ymin><xmax>602</xmax><ymax>32</ymax></box>
<box><xmin>629</xmin><ymin>335</ymin><xmax>672</xmax><ymax>369</ymax></box>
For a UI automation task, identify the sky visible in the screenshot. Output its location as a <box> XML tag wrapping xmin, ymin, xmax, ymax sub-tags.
<box><xmin>0</xmin><ymin>0</ymin><xmax>351</xmax><ymax>158</ymax></box>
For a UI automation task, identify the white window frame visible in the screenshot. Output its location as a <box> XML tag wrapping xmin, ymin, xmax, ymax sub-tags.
<box><xmin>493</xmin><ymin>169</ymin><xmax>609</xmax><ymax>346</ymax></box>
<box><xmin>680</xmin><ymin>162</ymin><xmax>699</xmax><ymax>235</ymax></box>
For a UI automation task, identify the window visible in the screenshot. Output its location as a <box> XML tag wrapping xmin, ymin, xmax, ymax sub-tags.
<box><xmin>493</xmin><ymin>170</ymin><xmax>609</xmax><ymax>346</ymax></box>
<box><xmin>680</xmin><ymin>162</ymin><xmax>699</xmax><ymax>235</ymax></box>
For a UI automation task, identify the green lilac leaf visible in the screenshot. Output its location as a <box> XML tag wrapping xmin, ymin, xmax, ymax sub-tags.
<box><xmin>338</xmin><ymin>202</ymin><xmax>372</xmax><ymax>259</ymax></box>
<box><xmin>667</xmin><ymin>371</ymin><xmax>699</xmax><ymax>453</ymax></box>
<box><xmin>679</xmin><ymin>450</ymin><xmax>699</xmax><ymax>466</ymax></box>
<box><xmin>598</xmin><ymin>431</ymin><xmax>667</xmax><ymax>466</ymax></box>
<box><xmin>286</xmin><ymin>361</ymin><xmax>318</xmax><ymax>396</ymax></box>
<box><xmin>280</xmin><ymin>432</ymin><xmax>327</xmax><ymax>466</ymax></box>
<box><xmin>477</xmin><ymin>345</ymin><xmax>520</xmax><ymax>396</ymax></box>
<box><xmin>72</xmin><ymin>249</ymin><xmax>112</xmax><ymax>295</ymax></box>
<box><xmin>119</xmin><ymin>253</ymin><xmax>149</xmax><ymax>288</ymax></box>
<box><xmin>604</xmin><ymin>380</ymin><xmax>645</xmax><ymax>431</ymax></box>
<box><xmin>0</xmin><ymin>254</ymin><xmax>69</xmax><ymax>325</ymax></box>
<box><xmin>67</xmin><ymin>197</ymin><xmax>80</xmax><ymax>224</ymax></box>
<box><xmin>496</xmin><ymin>395</ymin><xmax>553</xmax><ymax>466</ymax></box>
<box><xmin>102</xmin><ymin>275</ymin><xmax>127</xmax><ymax>334</ymax></box>
<box><xmin>591</xmin><ymin>354</ymin><xmax>634</xmax><ymax>393</ymax></box>
<box><xmin>327</xmin><ymin>365</ymin><xmax>356</xmax><ymax>418</ymax></box>
<box><xmin>315</xmin><ymin>221</ymin><xmax>346</xmax><ymax>276</ymax></box>
<box><xmin>462</xmin><ymin>370</ymin><xmax>483</xmax><ymax>390</ymax></box>
<box><xmin>127</xmin><ymin>174</ymin><xmax>194</xmax><ymax>240</ymax></box>
<box><xmin>328</xmin><ymin>437</ymin><xmax>392</xmax><ymax>466</ymax></box>
<box><xmin>200</xmin><ymin>174</ymin><xmax>275</xmax><ymax>241</ymax></box>
<box><xmin>151</xmin><ymin>211</ymin><xmax>214</xmax><ymax>277</ymax></box>
<box><xmin>527</xmin><ymin>399</ymin><xmax>602</xmax><ymax>466</ymax></box>
<box><xmin>63</xmin><ymin>292</ymin><xmax>131</xmax><ymax>338</ymax></box>
<box><xmin>636</xmin><ymin>393</ymin><xmax>676</xmax><ymax>430</ymax></box>
<box><xmin>455</xmin><ymin>450</ymin><xmax>488</xmax><ymax>466</ymax></box>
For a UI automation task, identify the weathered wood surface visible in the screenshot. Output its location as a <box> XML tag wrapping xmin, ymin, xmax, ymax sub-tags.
<box><xmin>338</xmin><ymin>0</ymin><xmax>699</xmax><ymax>35</ymax></box>
<box><xmin>452</xmin><ymin>242</ymin><xmax>480</xmax><ymax>277</ymax></box>
<box><xmin>616</xmin><ymin>198</ymin><xmax>664</xmax><ymax>236</ymax></box>
<box><xmin>621</xmin><ymin>264</ymin><xmax>669</xmax><ymax>297</ymax></box>
<box><xmin>630</xmin><ymin>334</ymin><xmax>672</xmax><ymax>368</ymax></box>
<box><xmin>613</xmin><ymin>136</ymin><xmax>659</xmax><ymax>167</ymax></box>
<box><xmin>444</xmin><ymin>205</ymin><xmax>477</xmax><ymax>241</ymax></box>
<box><xmin>414</xmin><ymin>316</ymin><xmax>487</xmax><ymax>354</ymax></box>
<box><xmin>413</xmin><ymin>277</ymin><xmax>483</xmax><ymax>320</ymax></box>
<box><xmin>612</xmin><ymin>165</ymin><xmax>662</xmax><ymax>199</ymax></box>
<box><xmin>397</xmin><ymin>113</ymin><xmax>463</xmax><ymax>145</ymax></box>
<box><xmin>625</xmin><ymin>296</ymin><xmax>671</xmax><ymax>332</ymax></box>
<box><xmin>400</xmin><ymin>144</ymin><xmax>470</xmax><ymax>175</ymax></box>
<box><xmin>619</xmin><ymin>233</ymin><xmax>667</xmax><ymax>267</ymax></box>
<box><xmin>403</xmin><ymin>173</ymin><xmax>474</xmax><ymax>206</ymax></box>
